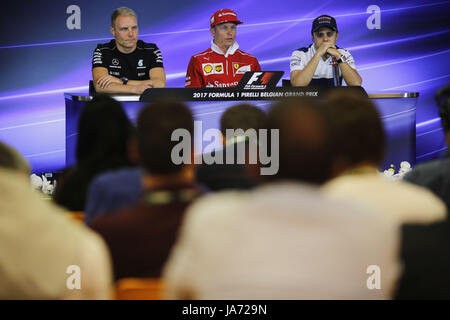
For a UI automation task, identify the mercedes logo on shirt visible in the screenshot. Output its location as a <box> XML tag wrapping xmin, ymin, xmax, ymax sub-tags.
<box><xmin>112</xmin><ymin>58</ymin><xmax>119</xmax><ymax>66</ymax></box>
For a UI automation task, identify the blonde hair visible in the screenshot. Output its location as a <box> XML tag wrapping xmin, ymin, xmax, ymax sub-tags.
<box><xmin>111</xmin><ymin>7</ymin><xmax>137</xmax><ymax>28</ymax></box>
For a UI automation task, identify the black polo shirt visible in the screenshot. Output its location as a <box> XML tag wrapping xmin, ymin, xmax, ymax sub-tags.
<box><xmin>92</xmin><ymin>40</ymin><xmax>163</xmax><ymax>80</ymax></box>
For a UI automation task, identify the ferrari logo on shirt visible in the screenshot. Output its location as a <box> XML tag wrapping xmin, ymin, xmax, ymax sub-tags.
<box><xmin>233</xmin><ymin>63</ymin><xmax>251</xmax><ymax>76</ymax></box>
<box><xmin>202</xmin><ymin>63</ymin><xmax>224</xmax><ymax>76</ymax></box>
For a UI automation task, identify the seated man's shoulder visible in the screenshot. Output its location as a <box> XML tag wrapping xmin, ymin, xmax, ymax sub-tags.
<box><xmin>295</xmin><ymin>45</ymin><xmax>312</xmax><ymax>53</ymax></box>
<box><xmin>235</xmin><ymin>49</ymin><xmax>258</xmax><ymax>60</ymax></box>
<box><xmin>405</xmin><ymin>157</ymin><xmax>449</xmax><ymax>181</ymax></box>
<box><xmin>95</xmin><ymin>40</ymin><xmax>116</xmax><ymax>51</ymax></box>
<box><xmin>92</xmin><ymin>167</ymin><xmax>141</xmax><ymax>185</ymax></box>
<box><xmin>191</xmin><ymin>48</ymin><xmax>213</xmax><ymax>60</ymax></box>
<box><xmin>186</xmin><ymin>189</ymin><xmax>249</xmax><ymax>217</ymax></box>
<box><xmin>90</xmin><ymin>204</ymin><xmax>138</xmax><ymax>230</ymax></box>
<box><xmin>137</xmin><ymin>40</ymin><xmax>160</xmax><ymax>50</ymax></box>
<box><xmin>290</xmin><ymin>45</ymin><xmax>313</xmax><ymax>63</ymax></box>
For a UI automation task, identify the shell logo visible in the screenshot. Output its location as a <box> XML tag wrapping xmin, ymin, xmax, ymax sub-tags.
<box><xmin>204</xmin><ymin>65</ymin><xmax>213</xmax><ymax>73</ymax></box>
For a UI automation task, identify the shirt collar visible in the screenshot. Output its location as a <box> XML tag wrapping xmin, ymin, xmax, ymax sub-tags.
<box><xmin>211</xmin><ymin>39</ymin><xmax>239</xmax><ymax>57</ymax></box>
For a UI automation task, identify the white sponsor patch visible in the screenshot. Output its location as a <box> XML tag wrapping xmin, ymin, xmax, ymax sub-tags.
<box><xmin>202</xmin><ymin>63</ymin><xmax>224</xmax><ymax>76</ymax></box>
<box><xmin>235</xmin><ymin>64</ymin><xmax>251</xmax><ymax>75</ymax></box>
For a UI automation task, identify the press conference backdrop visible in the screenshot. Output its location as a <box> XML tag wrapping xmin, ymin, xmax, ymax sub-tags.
<box><xmin>0</xmin><ymin>0</ymin><xmax>449</xmax><ymax>173</ymax></box>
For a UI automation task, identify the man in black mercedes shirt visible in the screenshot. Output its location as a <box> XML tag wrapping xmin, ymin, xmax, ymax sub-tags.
<box><xmin>92</xmin><ymin>7</ymin><xmax>166</xmax><ymax>94</ymax></box>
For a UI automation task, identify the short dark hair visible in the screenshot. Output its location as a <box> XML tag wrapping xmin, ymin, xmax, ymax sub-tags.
<box><xmin>137</xmin><ymin>101</ymin><xmax>194</xmax><ymax>174</ymax></box>
<box><xmin>76</xmin><ymin>94</ymin><xmax>134</xmax><ymax>168</ymax></box>
<box><xmin>324</xmin><ymin>90</ymin><xmax>385</xmax><ymax>166</ymax></box>
<box><xmin>220</xmin><ymin>103</ymin><xmax>267</xmax><ymax>136</ymax></box>
<box><xmin>266</xmin><ymin>97</ymin><xmax>334</xmax><ymax>184</ymax></box>
<box><xmin>436</xmin><ymin>84</ymin><xmax>450</xmax><ymax>132</ymax></box>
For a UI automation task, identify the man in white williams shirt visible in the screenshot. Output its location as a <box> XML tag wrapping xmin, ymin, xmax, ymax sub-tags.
<box><xmin>290</xmin><ymin>15</ymin><xmax>362</xmax><ymax>87</ymax></box>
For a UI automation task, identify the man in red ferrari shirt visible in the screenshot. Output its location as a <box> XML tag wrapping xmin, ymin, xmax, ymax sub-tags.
<box><xmin>185</xmin><ymin>9</ymin><xmax>261</xmax><ymax>88</ymax></box>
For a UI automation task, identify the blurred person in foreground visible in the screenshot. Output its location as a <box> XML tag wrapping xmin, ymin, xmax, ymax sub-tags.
<box><xmin>54</xmin><ymin>94</ymin><xmax>137</xmax><ymax>211</ymax></box>
<box><xmin>321</xmin><ymin>91</ymin><xmax>446</xmax><ymax>225</ymax></box>
<box><xmin>196</xmin><ymin>103</ymin><xmax>268</xmax><ymax>191</ymax></box>
<box><xmin>85</xmin><ymin>103</ymin><xmax>267</xmax><ymax>223</ymax></box>
<box><xmin>403</xmin><ymin>84</ymin><xmax>450</xmax><ymax>211</ymax></box>
<box><xmin>0</xmin><ymin>141</ymin><xmax>112</xmax><ymax>299</ymax></box>
<box><xmin>90</xmin><ymin>101</ymin><xmax>202</xmax><ymax>280</ymax></box>
<box><xmin>395</xmin><ymin>84</ymin><xmax>450</xmax><ymax>299</ymax></box>
<box><xmin>84</xmin><ymin>166</ymin><xmax>142</xmax><ymax>225</ymax></box>
<box><xmin>163</xmin><ymin>97</ymin><xmax>400</xmax><ymax>299</ymax></box>
<box><xmin>0</xmin><ymin>141</ymin><xmax>30</xmax><ymax>174</ymax></box>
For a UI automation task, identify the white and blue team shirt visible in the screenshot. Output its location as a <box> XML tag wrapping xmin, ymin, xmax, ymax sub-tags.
<box><xmin>290</xmin><ymin>44</ymin><xmax>356</xmax><ymax>86</ymax></box>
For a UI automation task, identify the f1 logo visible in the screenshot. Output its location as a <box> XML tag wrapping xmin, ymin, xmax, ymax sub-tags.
<box><xmin>238</xmin><ymin>71</ymin><xmax>283</xmax><ymax>90</ymax></box>
<box><xmin>247</xmin><ymin>72</ymin><xmax>263</xmax><ymax>85</ymax></box>
<box><xmin>247</xmin><ymin>72</ymin><xmax>274</xmax><ymax>85</ymax></box>
<box><xmin>260</xmin><ymin>72</ymin><xmax>274</xmax><ymax>85</ymax></box>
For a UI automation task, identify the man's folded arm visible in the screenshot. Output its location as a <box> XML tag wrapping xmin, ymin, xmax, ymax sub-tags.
<box><xmin>93</xmin><ymin>67</ymin><xmax>152</xmax><ymax>94</ymax></box>
<box><xmin>149</xmin><ymin>67</ymin><xmax>166</xmax><ymax>88</ymax></box>
<box><xmin>340</xmin><ymin>63</ymin><xmax>362</xmax><ymax>86</ymax></box>
<box><xmin>290</xmin><ymin>54</ymin><xmax>321</xmax><ymax>87</ymax></box>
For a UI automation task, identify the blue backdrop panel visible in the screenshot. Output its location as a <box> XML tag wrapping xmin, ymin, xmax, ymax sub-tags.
<box><xmin>65</xmin><ymin>95</ymin><xmax>417</xmax><ymax>171</ymax></box>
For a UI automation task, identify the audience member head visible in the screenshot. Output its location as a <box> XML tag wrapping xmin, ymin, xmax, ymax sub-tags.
<box><xmin>137</xmin><ymin>101</ymin><xmax>194</xmax><ymax>176</ymax></box>
<box><xmin>76</xmin><ymin>94</ymin><xmax>134</xmax><ymax>168</ymax></box>
<box><xmin>0</xmin><ymin>141</ymin><xmax>31</xmax><ymax>174</ymax></box>
<box><xmin>266</xmin><ymin>97</ymin><xmax>334</xmax><ymax>184</ymax></box>
<box><xmin>436</xmin><ymin>84</ymin><xmax>450</xmax><ymax>145</ymax></box>
<box><xmin>324</xmin><ymin>90</ymin><xmax>385</xmax><ymax>175</ymax></box>
<box><xmin>220</xmin><ymin>103</ymin><xmax>268</xmax><ymax>143</ymax></box>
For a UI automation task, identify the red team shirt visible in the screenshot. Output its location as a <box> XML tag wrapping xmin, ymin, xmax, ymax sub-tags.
<box><xmin>185</xmin><ymin>41</ymin><xmax>261</xmax><ymax>88</ymax></box>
